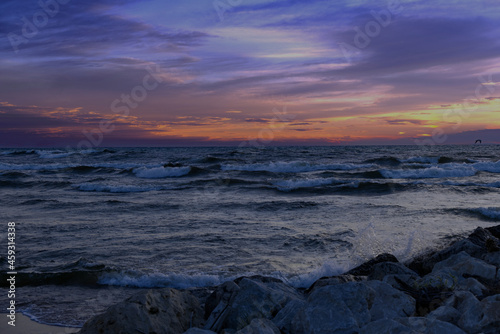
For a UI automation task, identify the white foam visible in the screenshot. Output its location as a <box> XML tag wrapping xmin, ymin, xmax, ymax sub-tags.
<box><xmin>381</xmin><ymin>165</ymin><xmax>477</xmax><ymax>179</ymax></box>
<box><xmin>98</xmin><ymin>271</ymin><xmax>224</xmax><ymax>289</ymax></box>
<box><xmin>36</xmin><ymin>150</ymin><xmax>75</xmax><ymax>159</ymax></box>
<box><xmin>134</xmin><ymin>166</ymin><xmax>191</xmax><ymax>178</ymax></box>
<box><xmin>221</xmin><ymin>161</ymin><xmax>373</xmax><ymax>173</ymax></box>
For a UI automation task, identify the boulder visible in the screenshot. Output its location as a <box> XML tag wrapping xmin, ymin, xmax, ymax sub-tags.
<box><xmin>364</xmin><ymin>280</ymin><xmax>416</xmax><ymax>320</ymax></box>
<box><xmin>204</xmin><ymin>277</ymin><xmax>302</xmax><ymax>332</ymax></box>
<box><xmin>368</xmin><ymin>261</ymin><xmax>419</xmax><ymax>281</ymax></box>
<box><xmin>467</xmin><ymin>227</ymin><xmax>498</xmax><ymax>248</ymax></box>
<box><xmin>382</xmin><ymin>274</ymin><xmax>418</xmax><ymax>291</ymax></box>
<box><xmin>407</xmin><ymin>239</ymin><xmax>483</xmax><ymax>275</ymax></box>
<box><xmin>482</xmin><ymin>251</ymin><xmax>500</xmax><ymax>267</ymax></box>
<box><xmin>271</xmin><ymin>299</ymin><xmax>306</xmax><ymax>334</ymax></box>
<box><xmin>291</xmin><ymin>282</ymin><xmax>374</xmax><ymax>334</ymax></box>
<box><xmin>399</xmin><ymin>317</ymin><xmax>466</xmax><ymax>334</ymax></box>
<box><xmin>457</xmin><ymin>277</ymin><xmax>487</xmax><ymax>298</ymax></box>
<box><xmin>432</xmin><ymin>251</ymin><xmax>496</xmax><ymax>281</ymax></box>
<box><xmin>426</xmin><ymin>305</ymin><xmax>461</xmax><ymax>324</ymax></box>
<box><xmin>306</xmin><ymin>274</ymin><xmax>364</xmax><ymax>293</ymax></box>
<box><xmin>444</xmin><ymin>291</ymin><xmax>483</xmax><ymax>333</ymax></box>
<box><xmin>486</xmin><ymin>225</ymin><xmax>500</xmax><ymax>239</ymax></box>
<box><xmin>346</xmin><ymin>253</ymin><xmax>398</xmax><ymax>276</ymax></box>
<box><xmin>79</xmin><ymin>288</ymin><xmax>203</xmax><ymax>334</ymax></box>
<box><xmin>235</xmin><ymin>318</ymin><xmax>280</xmax><ymax>334</ymax></box>
<box><xmin>359</xmin><ymin>318</ymin><xmax>410</xmax><ymax>333</ymax></box>
<box><xmin>291</xmin><ymin>281</ymin><xmax>415</xmax><ymax>333</ymax></box>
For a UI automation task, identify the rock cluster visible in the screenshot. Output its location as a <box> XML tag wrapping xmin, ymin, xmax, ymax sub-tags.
<box><xmin>78</xmin><ymin>225</ymin><xmax>500</xmax><ymax>334</ymax></box>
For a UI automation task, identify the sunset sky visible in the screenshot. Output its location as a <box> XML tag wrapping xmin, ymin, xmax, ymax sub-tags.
<box><xmin>1</xmin><ymin>0</ymin><xmax>500</xmax><ymax>147</ymax></box>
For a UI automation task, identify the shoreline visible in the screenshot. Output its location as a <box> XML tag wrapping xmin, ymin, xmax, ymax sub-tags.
<box><xmin>0</xmin><ymin>313</ymin><xmax>79</xmax><ymax>334</ymax></box>
<box><xmin>74</xmin><ymin>224</ymin><xmax>500</xmax><ymax>333</ymax></box>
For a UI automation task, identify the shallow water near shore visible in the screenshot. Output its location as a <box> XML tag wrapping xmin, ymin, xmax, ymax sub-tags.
<box><xmin>1</xmin><ymin>145</ymin><xmax>499</xmax><ymax>327</ymax></box>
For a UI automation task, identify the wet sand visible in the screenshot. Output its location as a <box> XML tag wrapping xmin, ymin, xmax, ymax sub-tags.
<box><xmin>0</xmin><ymin>313</ymin><xmax>79</xmax><ymax>334</ymax></box>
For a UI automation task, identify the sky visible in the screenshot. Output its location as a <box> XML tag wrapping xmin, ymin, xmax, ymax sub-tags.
<box><xmin>1</xmin><ymin>0</ymin><xmax>500</xmax><ymax>147</ymax></box>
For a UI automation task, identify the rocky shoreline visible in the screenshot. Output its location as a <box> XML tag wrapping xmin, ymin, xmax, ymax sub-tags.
<box><xmin>78</xmin><ymin>225</ymin><xmax>500</xmax><ymax>334</ymax></box>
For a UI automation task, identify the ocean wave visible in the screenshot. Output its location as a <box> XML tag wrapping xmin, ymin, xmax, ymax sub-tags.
<box><xmin>403</xmin><ymin>156</ymin><xmax>440</xmax><ymax>164</ymax></box>
<box><xmin>36</xmin><ymin>150</ymin><xmax>76</xmax><ymax>159</ymax></box>
<box><xmin>472</xmin><ymin>207</ymin><xmax>500</xmax><ymax>220</ymax></box>
<box><xmin>272</xmin><ymin>178</ymin><xmax>342</xmax><ymax>191</ymax></box>
<box><xmin>0</xmin><ymin>179</ymin><xmax>71</xmax><ymax>189</ymax></box>
<box><xmin>363</xmin><ymin>156</ymin><xmax>401</xmax><ymax>166</ymax></box>
<box><xmin>221</xmin><ymin>161</ymin><xmax>374</xmax><ymax>173</ymax></box>
<box><xmin>0</xmin><ymin>149</ymin><xmax>36</xmax><ymax>156</ymax></box>
<box><xmin>472</xmin><ymin>160</ymin><xmax>500</xmax><ymax>173</ymax></box>
<box><xmin>380</xmin><ymin>165</ymin><xmax>477</xmax><ymax>179</ymax></box>
<box><xmin>98</xmin><ymin>271</ymin><xmax>223</xmax><ymax>289</ymax></box>
<box><xmin>134</xmin><ymin>166</ymin><xmax>191</xmax><ymax>178</ymax></box>
<box><xmin>74</xmin><ymin>183</ymin><xmax>175</xmax><ymax>193</ymax></box>
<box><xmin>0</xmin><ymin>162</ymin><xmax>164</xmax><ymax>171</ymax></box>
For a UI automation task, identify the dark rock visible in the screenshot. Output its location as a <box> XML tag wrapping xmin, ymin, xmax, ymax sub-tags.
<box><xmin>271</xmin><ymin>299</ymin><xmax>306</xmax><ymax>334</ymax></box>
<box><xmin>485</xmin><ymin>238</ymin><xmax>500</xmax><ymax>252</ymax></box>
<box><xmin>205</xmin><ymin>281</ymin><xmax>240</xmax><ymax>319</ymax></box>
<box><xmin>291</xmin><ymin>281</ymin><xmax>415</xmax><ymax>333</ymax></box>
<box><xmin>79</xmin><ymin>288</ymin><xmax>203</xmax><ymax>334</ymax></box>
<box><xmin>407</xmin><ymin>239</ymin><xmax>483</xmax><ymax>276</ymax></box>
<box><xmin>235</xmin><ymin>318</ymin><xmax>280</xmax><ymax>334</ymax></box>
<box><xmin>368</xmin><ymin>261</ymin><xmax>419</xmax><ymax>281</ymax></box>
<box><xmin>345</xmin><ymin>253</ymin><xmax>398</xmax><ymax>276</ymax></box>
<box><xmin>468</xmin><ymin>227</ymin><xmax>498</xmax><ymax>247</ymax></box>
<box><xmin>204</xmin><ymin>277</ymin><xmax>302</xmax><ymax>332</ymax></box>
<box><xmin>486</xmin><ymin>225</ymin><xmax>500</xmax><ymax>239</ymax></box>
<box><xmin>306</xmin><ymin>274</ymin><xmax>364</xmax><ymax>293</ymax></box>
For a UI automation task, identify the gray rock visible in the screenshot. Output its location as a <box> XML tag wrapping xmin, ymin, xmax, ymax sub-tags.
<box><xmin>399</xmin><ymin>317</ymin><xmax>466</xmax><ymax>334</ymax></box>
<box><xmin>306</xmin><ymin>274</ymin><xmax>364</xmax><ymax>292</ymax></box>
<box><xmin>382</xmin><ymin>274</ymin><xmax>418</xmax><ymax>291</ymax></box>
<box><xmin>271</xmin><ymin>299</ymin><xmax>306</xmax><ymax>334</ymax></box>
<box><xmin>359</xmin><ymin>318</ymin><xmax>411</xmax><ymax>334</ymax></box>
<box><xmin>457</xmin><ymin>277</ymin><xmax>487</xmax><ymax>297</ymax></box>
<box><xmin>364</xmin><ymin>280</ymin><xmax>416</xmax><ymax>320</ymax></box>
<box><xmin>476</xmin><ymin>294</ymin><xmax>500</xmax><ymax>333</ymax></box>
<box><xmin>432</xmin><ymin>251</ymin><xmax>496</xmax><ymax>281</ymax></box>
<box><xmin>368</xmin><ymin>262</ymin><xmax>419</xmax><ymax>281</ymax></box>
<box><xmin>426</xmin><ymin>305</ymin><xmax>461</xmax><ymax>324</ymax></box>
<box><xmin>482</xmin><ymin>251</ymin><xmax>500</xmax><ymax>267</ymax></box>
<box><xmin>418</xmin><ymin>268</ymin><xmax>460</xmax><ymax>289</ymax></box>
<box><xmin>204</xmin><ymin>277</ymin><xmax>302</xmax><ymax>332</ymax></box>
<box><xmin>444</xmin><ymin>291</ymin><xmax>483</xmax><ymax>333</ymax></box>
<box><xmin>235</xmin><ymin>318</ymin><xmax>280</xmax><ymax>334</ymax></box>
<box><xmin>408</xmin><ymin>239</ymin><xmax>483</xmax><ymax>275</ymax></box>
<box><xmin>79</xmin><ymin>288</ymin><xmax>203</xmax><ymax>334</ymax></box>
<box><xmin>205</xmin><ymin>281</ymin><xmax>240</xmax><ymax>319</ymax></box>
<box><xmin>291</xmin><ymin>282</ymin><xmax>374</xmax><ymax>334</ymax></box>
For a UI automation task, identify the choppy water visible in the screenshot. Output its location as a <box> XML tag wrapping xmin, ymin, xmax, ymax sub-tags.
<box><xmin>1</xmin><ymin>145</ymin><xmax>499</xmax><ymax>327</ymax></box>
